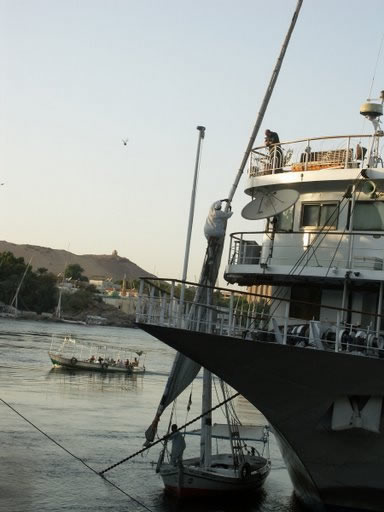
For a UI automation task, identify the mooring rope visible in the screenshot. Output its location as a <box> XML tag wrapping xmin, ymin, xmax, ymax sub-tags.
<box><xmin>99</xmin><ymin>390</ymin><xmax>240</xmax><ymax>475</ymax></box>
<box><xmin>0</xmin><ymin>397</ymin><xmax>154</xmax><ymax>512</ymax></box>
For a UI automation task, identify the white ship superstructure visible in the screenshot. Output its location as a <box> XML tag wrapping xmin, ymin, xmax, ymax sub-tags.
<box><xmin>136</xmin><ymin>97</ymin><xmax>384</xmax><ymax>511</ymax></box>
<box><xmin>225</xmin><ymin>99</ymin><xmax>384</xmax><ymax>342</ymax></box>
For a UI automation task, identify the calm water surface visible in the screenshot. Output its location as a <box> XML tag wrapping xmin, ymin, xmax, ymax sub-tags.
<box><xmin>0</xmin><ymin>319</ymin><xmax>303</xmax><ymax>512</ymax></box>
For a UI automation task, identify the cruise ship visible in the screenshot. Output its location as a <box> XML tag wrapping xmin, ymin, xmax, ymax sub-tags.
<box><xmin>136</xmin><ymin>96</ymin><xmax>384</xmax><ymax>511</ymax></box>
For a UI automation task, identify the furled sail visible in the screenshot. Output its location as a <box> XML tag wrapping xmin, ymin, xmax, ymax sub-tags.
<box><xmin>145</xmin><ymin>213</ymin><xmax>231</xmax><ymax>445</ymax></box>
<box><xmin>144</xmin><ymin>352</ymin><xmax>201</xmax><ymax>445</ymax></box>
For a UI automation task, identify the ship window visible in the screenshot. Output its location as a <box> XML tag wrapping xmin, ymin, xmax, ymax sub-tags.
<box><xmin>275</xmin><ymin>205</ymin><xmax>294</xmax><ymax>231</ymax></box>
<box><xmin>290</xmin><ymin>286</ymin><xmax>321</xmax><ymax>320</ymax></box>
<box><xmin>353</xmin><ymin>201</ymin><xmax>384</xmax><ymax>231</ymax></box>
<box><xmin>301</xmin><ymin>202</ymin><xmax>338</xmax><ymax>229</ymax></box>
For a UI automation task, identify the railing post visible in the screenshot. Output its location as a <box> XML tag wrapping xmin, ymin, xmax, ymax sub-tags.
<box><xmin>304</xmin><ymin>138</ymin><xmax>310</xmax><ymax>171</ymax></box>
<box><xmin>283</xmin><ymin>301</ymin><xmax>289</xmax><ymax>345</ymax></box>
<box><xmin>246</xmin><ymin>303</ymin><xmax>251</xmax><ymax>331</ymax></box>
<box><xmin>136</xmin><ymin>279</ymin><xmax>145</xmax><ymax>322</ymax></box>
<box><xmin>168</xmin><ymin>280</ymin><xmax>175</xmax><ymax>326</ymax></box>
<box><xmin>148</xmin><ymin>285</ymin><xmax>155</xmax><ymax>324</ymax></box>
<box><xmin>335</xmin><ymin>311</ymin><xmax>341</xmax><ymax>353</ymax></box>
<box><xmin>177</xmin><ymin>283</ymin><xmax>184</xmax><ymax>329</ymax></box>
<box><xmin>220</xmin><ymin>315</ymin><xmax>224</xmax><ymax>335</ymax></box>
<box><xmin>345</xmin><ymin>136</ymin><xmax>351</xmax><ymax>168</ymax></box>
<box><xmin>196</xmin><ymin>301</ymin><xmax>202</xmax><ymax>332</ymax></box>
<box><xmin>228</xmin><ymin>292</ymin><xmax>234</xmax><ymax>336</ymax></box>
<box><xmin>207</xmin><ymin>289</ymin><xmax>213</xmax><ymax>333</ymax></box>
<box><xmin>160</xmin><ymin>293</ymin><xmax>166</xmax><ymax>324</ymax></box>
<box><xmin>376</xmin><ymin>282</ymin><xmax>383</xmax><ymax>339</ymax></box>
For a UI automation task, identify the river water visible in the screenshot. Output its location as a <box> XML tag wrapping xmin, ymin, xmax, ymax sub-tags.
<box><xmin>0</xmin><ymin>319</ymin><xmax>303</xmax><ymax>512</ymax></box>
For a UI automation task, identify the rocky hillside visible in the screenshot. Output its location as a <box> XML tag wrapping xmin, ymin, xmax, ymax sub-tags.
<box><xmin>0</xmin><ymin>241</ymin><xmax>154</xmax><ymax>281</ymax></box>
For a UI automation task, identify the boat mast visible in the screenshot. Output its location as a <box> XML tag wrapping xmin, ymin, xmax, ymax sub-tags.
<box><xmin>56</xmin><ymin>288</ymin><xmax>62</xmax><ymax>319</ymax></box>
<box><xmin>200</xmin><ymin>369</ymin><xmax>212</xmax><ymax>469</ymax></box>
<box><xmin>10</xmin><ymin>257</ymin><xmax>33</xmax><ymax>313</ymax></box>
<box><xmin>226</xmin><ymin>0</ymin><xmax>303</xmax><ymax>208</ymax></box>
<box><xmin>193</xmin><ymin>0</ymin><xmax>303</xmax><ymax>298</ymax></box>
<box><xmin>182</xmin><ymin>126</ymin><xmax>206</xmax><ymax>282</ymax></box>
<box><xmin>180</xmin><ymin>126</ymin><xmax>206</xmax><ymax>311</ymax></box>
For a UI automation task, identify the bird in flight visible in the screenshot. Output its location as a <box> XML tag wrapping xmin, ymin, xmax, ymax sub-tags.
<box><xmin>122</xmin><ymin>138</ymin><xmax>129</xmax><ymax>146</ymax></box>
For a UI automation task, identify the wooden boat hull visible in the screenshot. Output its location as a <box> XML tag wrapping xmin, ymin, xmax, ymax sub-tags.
<box><xmin>48</xmin><ymin>352</ymin><xmax>145</xmax><ymax>374</ymax></box>
<box><xmin>160</xmin><ymin>454</ymin><xmax>271</xmax><ymax>497</ymax></box>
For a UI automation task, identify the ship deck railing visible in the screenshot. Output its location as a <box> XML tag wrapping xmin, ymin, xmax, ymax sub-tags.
<box><xmin>136</xmin><ymin>278</ymin><xmax>384</xmax><ymax>359</ymax></box>
<box><xmin>249</xmin><ymin>134</ymin><xmax>382</xmax><ymax>176</ymax></box>
<box><xmin>228</xmin><ymin>230</ymin><xmax>384</xmax><ymax>271</ymax></box>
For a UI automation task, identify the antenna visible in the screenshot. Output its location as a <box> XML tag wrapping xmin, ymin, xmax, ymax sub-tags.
<box><xmin>241</xmin><ymin>189</ymin><xmax>299</xmax><ymax>220</ymax></box>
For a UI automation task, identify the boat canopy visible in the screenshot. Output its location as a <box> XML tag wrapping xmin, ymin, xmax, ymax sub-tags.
<box><xmin>185</xmin><ymin>423</ymin><xmax>267</xmax><ymax>442</ymax></box>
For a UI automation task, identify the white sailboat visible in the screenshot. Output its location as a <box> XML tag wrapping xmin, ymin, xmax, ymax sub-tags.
<box><xmin>7</xmin><ymin>257</ymin><xmax>33</xmax><ymax>317</ymax></box>
<box><xmin>155</xmin><ymin>369</ymin><xmax>271</xmax><ymax>497</ymax></box>
<box><xmin>142</xmin><ymin>125</ymin><xmax>270</xmax><ymax>498</ymax></box>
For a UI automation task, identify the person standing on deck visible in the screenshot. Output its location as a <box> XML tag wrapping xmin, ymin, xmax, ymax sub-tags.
<box><xmin>169</xmin><ymin>424</ymin><xmax>186</xmax><ymax>466</ymax></box>
<box><xmin>265</xmin><ymin>129</ymin><xmax>283</xmax><ymax>172</ymax></box>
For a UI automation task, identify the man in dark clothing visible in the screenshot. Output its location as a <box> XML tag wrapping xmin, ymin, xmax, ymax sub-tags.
<box><xmin>265</xmin><ymin>129</ymin><xmax>280</xmax><ymax>145</ymax></box>
<box><xmin>169</xmin><ymin>424</ymin><xmax>186</xmax><ymax>466</ymax></box>
<box><xmin>265</xmin><ymin>129</ymin><xmax>283</xmax><ymax>172</ymax></box>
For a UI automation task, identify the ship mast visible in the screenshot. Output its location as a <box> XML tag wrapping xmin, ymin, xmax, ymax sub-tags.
<box><xmin>196</xmin><ymin>0</ymin><xmax>303</xmax><ymax>296</ymax></box>
<box><xmin>227</xmin><ymin>0</ymin><xmax>303</xmax><ymax>207</ymax></box>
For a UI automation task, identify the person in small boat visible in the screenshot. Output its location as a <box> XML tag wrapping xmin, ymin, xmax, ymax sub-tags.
<box><xmin>169</xmin><ymin>424</ymin><xmax>186</xmax><ymax>466</ymax></box>
<box><xmin>90</xmin><ymin>355</ymin><xmax>95</xmax><ymax>363</ymax></box>
<box><xmin>132</xmin><ymin>357</ymin><xmax>139</xmax><ymax>367</ymax></box>
<box><xmin>98</xmin><ymin>356</ymin><xmax>103</xmax><ymax>364</ymax></box>
<box><xmin>265</xmin><ymin>129</ymin><xmax>283</xmax><ymax>172</ymax></box>
<box><xmin>125</xmin><ymin>359</ymin><xmax>130</xmax><ymax>368</ymax></box>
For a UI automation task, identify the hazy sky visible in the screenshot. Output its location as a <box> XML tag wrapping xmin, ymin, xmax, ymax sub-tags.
<box><xmin>1</xmin><ymin>0</ymin><xmax>384</xmax><ymax>284</ymax></box>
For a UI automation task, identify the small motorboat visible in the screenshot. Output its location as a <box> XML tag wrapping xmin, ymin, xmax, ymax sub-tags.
<box><xmin>48</xmin><ymin>336</ymin><xmax>146</xmax><ymax>374</ymax></box>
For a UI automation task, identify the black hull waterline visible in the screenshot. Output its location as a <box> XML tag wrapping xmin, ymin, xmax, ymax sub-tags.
<box><xmin>137</xmin><ymin>323</ymin><xmax>384</xmax><ymax>512</ymax></box>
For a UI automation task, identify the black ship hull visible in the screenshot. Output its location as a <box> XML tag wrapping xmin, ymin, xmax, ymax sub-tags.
<box><xmin>137</xmin><ymin>323</ymin><xmax>384</xmax><ymax>511</ymax></box>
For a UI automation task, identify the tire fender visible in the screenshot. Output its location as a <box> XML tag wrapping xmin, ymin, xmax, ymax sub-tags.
<box><xmin>240</xmin><ymin>462</ymin><xmax>251</xmax><ymax>480</ymax></box>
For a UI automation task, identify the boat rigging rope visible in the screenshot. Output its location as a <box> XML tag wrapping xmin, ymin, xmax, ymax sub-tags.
<box><xmin>0</xmin><ymin>397</ymin><xmax>154</xmax><ymax>512</ymax></box>
<box><xmin>368</xmin><ymin>32</ymin><xmax>384</xmax><ymax>100</ymax></box>
<box><xmin>99</xmin><ymin>390</ymin><xmax>240</xmax><ymax>476</ymax></box>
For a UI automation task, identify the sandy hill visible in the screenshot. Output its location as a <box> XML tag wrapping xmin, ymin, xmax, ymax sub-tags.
<box><xmin>0</xmin><ymin>241</ymin><xmax>154</xmax><ymax>282</ymax></box>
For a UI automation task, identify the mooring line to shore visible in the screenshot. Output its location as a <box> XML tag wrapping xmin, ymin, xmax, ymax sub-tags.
<box><xmin>98</xmin><ymin>391</ymin><xmax>240</xmax><ymax>475</ymax></box>
<box><xmin>0</xmin><ymin>397</ymin><xmax>154</xmax><ymax>512</ymax></box>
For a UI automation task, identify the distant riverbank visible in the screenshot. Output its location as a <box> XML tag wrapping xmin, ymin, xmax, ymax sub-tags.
<box><xmin>0</xmin><ymin>303</ymin><xmax>136</xmax><ymax>328</ymax></box>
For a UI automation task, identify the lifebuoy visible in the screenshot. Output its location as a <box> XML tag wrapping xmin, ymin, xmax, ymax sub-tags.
<box><xmin>102</xmin><ymin>362</ymin><xmax>109</xmax><ymax>369</ymax></box>
<box><xmin>240</xmin><ymin>462</ymin><xmax>251</xmax><ymax>480</ymax></box>
<box><xmin>71</xmin><ymin>357</ymin><xmax>77</xmax><ymax>365</ymax></box>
